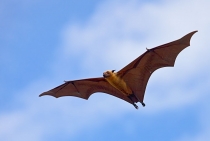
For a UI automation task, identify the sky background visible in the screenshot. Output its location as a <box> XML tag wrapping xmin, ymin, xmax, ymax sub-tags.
<box><xmin>1</xmin><ymin>0</ymin><xmax>210</xmax><ymax>141</ymax></box>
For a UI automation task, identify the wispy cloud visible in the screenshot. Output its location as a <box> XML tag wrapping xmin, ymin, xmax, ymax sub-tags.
<box><xmin>1</xmin><ymin>0</ymin><xmax>210</xmax><ymax>140</ymax></box>
<box><xmin>61</xmin><ymin>0</ymin><xmax>209</xmax><ymax>112</ymax></box>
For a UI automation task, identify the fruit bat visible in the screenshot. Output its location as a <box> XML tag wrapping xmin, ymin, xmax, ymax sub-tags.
<box><xmin>40</xmin><ymin>31</ymin><xmax>197</xmax><ymax>109</ymax></box>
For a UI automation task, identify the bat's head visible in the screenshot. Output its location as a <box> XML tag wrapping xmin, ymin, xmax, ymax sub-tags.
<box><xmin>103</xmin><ymin>70</ymin><xmax>115</xmax><ymax>78</ymax></box>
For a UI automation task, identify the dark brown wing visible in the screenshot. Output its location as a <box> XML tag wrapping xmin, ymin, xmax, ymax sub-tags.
<box><xmin>117</xmin><ymin>31</ymin><xmax>197</xmax><ymax>103</ymax></box>
<box><xmin>39</xmin><ymin>77</ymin><xmax>133</xmax><ymax>104</ymax></box>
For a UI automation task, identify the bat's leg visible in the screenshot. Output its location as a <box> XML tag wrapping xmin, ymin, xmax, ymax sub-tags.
<box><xmin>128</xmin><ymin>95</ymin><xmax>139</xmax><ymax>109</ymax></box>
<box><xmin>128</xmin><ymin>94</ymin><xmax>146</xmax><ymax>108</ymax></box>
<box><xmin>133</xmin><ymin>103</ymin><xmax>139</xmax><ymax>109</ymax></box>
<box><xmin>141</xmin><ymin>102</ymin><xmax>145</xmax><ymax>107</ymax></box>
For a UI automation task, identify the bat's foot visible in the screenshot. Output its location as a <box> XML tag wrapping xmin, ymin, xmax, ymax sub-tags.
<box><xmin>128</xmin><ymin>94</ymin><xmax>139</xmax><ymax>109</ymax></box>
<box><xmin>141</xmin><ymin>102</ymin><xmax>145</xmax><ymax>107</ymax></box>
<box><xmin>133</xmin><ymin>103</ymin><xmax>139</xmax><ymax>109</ymax></box>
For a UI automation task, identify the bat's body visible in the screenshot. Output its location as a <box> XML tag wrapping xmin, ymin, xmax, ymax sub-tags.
<box><xmin>103</xmin><ymin>70</ymin><xmax>132</xmax><ymax>96</ymax></box>
<box><xmin>40</xmin><ymin>31</ymin><xmax>197</xmax><ymax>109</ymax></box>
<box><xmin>103</xmin><ymin>70</ymin><xmax>140</xmax><ymax>109</ymax></box>
<box><xmin>103</xmin><ymin>70</ymin><xmax>140</xmax><ymax>108</ymax></box>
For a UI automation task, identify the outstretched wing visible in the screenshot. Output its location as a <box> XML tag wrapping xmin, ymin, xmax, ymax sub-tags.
<box><xmin>39</xmin><ymin>77</ymin><xmax>133</xmax><ymax>104</ymax></box>
<box><xmin>117</xmin><ymin>31</ymin><xmax>197</xmax><ymax>103</ymax></box>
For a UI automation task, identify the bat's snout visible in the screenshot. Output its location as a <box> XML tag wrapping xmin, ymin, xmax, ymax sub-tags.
<box><xmin>103</xmin><ymin>70</ymin><xmax>113</xmax><ymax>78</ymax></box>
<box><xmin>103</xmin><ymin>72</ymin><xmax>110</xmax><ymax>78</ymax></box>
<box><xmin>103</xmin><ymin>73</ymin><xmax>107</xmax><ymax>78</ymax></box>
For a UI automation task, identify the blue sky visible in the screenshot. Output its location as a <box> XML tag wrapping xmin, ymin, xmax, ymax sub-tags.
<box><xmin>1</xmin><ymin>0</ymin><xmax>210</xmax><ymax>141</ymax></box>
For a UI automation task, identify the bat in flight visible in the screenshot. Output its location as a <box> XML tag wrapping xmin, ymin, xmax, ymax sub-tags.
<box><xmin>40</xmin><ymin>31</ymin><xmax>197</xmax><ymax>109</ymax></box>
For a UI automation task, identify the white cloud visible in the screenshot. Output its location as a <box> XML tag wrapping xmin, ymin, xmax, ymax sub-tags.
<box><xmin>61</xmin><ymin>0</ymin><xmax>210</xmax><ymax>112</ymax></box>
<box><xmin>58</xmin><ymin>0</ymin><xmax>210</xmax><ymax>139</ymax></box>
<box><xmin>0</xmin><ymin>78</ymin><xmax>132</xmax><ymax>140</ymax></box>
<box><xmin>1</xmin><ymin>0</ymin><xmax>210</xmax><ymax>140</ymax></box>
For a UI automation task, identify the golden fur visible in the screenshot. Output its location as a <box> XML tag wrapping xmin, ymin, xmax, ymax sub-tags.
<box><xmin>103</xmin><ymin>70</ymin><xmax>132</xmax><ymax>96</ymax></box>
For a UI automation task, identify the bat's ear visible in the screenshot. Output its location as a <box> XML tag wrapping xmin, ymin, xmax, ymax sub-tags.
<box><xmin>112</xmin><ymin>70</ymin><xmax>115</xmax><ymax>73</ymax></box>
